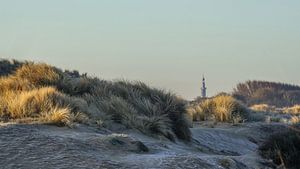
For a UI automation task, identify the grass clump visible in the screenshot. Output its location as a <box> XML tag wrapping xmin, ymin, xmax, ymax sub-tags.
<box><xmin>283</xmin><ymin>105</ymin><xmax>300</xmax><ymax>115</ymax></box>
<box><xmin>250</xmin><ymin>104</ymin><xmax>276</xmax><ymax>112</ymax></box>
<box><xmin>212</xmin><ymin>95</ymin><xmax>248</xmax><ymax>122</ymax></box>
<box><xmin>188</xmin><ymin>95</ymin><xmax>249</xmax><ymax>123</ymax></box>
<box><xmin>0</xmin><ymin>76</ymin><xmax>34</xmax><ymax>93</ymax></box>
<box><xmin>42</xmin><ymin>107</ymin><xmax>72</xmax><ymax>126</ymax></box>
<box><xmin>290</xmin><ymin>116</ymin><xmax>300</xmax><ymax>124</ymax></box>
<box><xmin>259</xmin><ymin>124</ymin><xmax>300</xmax><ymax>169</ymax></box>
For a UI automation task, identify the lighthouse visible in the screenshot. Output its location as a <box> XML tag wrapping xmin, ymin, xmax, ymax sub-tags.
<box><xmin>201</xmin><ymin>76</ymin><xmax>207</xmax><ymax>98</ymax></box>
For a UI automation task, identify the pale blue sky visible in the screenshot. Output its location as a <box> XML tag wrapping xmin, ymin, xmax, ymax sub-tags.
<box><xmin>1</xmin><ymin>0</ymin><xmax>300</xmax><ymax>99</ymax></box>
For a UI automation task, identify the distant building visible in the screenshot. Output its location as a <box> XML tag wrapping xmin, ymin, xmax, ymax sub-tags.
<box><xmin>201</xmin><ymin>76</ymin><xmax>207</xmax><ymax>98</ymax></box>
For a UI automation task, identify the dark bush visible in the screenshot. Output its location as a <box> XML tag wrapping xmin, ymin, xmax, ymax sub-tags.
<box><xmin>259</xmin><ymin>124</ymin><xmax>300</xmax><ymax>169</ymax></box>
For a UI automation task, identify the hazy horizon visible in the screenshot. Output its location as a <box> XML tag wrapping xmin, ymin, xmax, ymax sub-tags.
<box><xmin>1</xmin><ymin>0</ymin><xmax>300</xmax><ymax>100</ymax></box>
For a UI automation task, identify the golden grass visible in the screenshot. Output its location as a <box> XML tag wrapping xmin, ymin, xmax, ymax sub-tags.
<box><xmin>186</xmin><ymin>107</ymin><xmax>197</xmax><ymax>122</ymax></box>
<box><xmin>0</xmin><ymin>86</ymin><xmax>89</xmax><ymax>126</ymax></box>
<box><xmin>283</xmin><ymin>105</ymin><xmax>300</xmax><ymax>115</ymax></box>
<box><xmin>213</xmin><ymin>95</ymin><xmax>237</xmax><ymax>122</ymax></box>
<box><xmin>188</xmin><ymin>95</ymin><xmax>249</xmax><ymax>122</ymax></box>
<box><xmin>42</xmin><ymin>107</ymin><xmax>72</xmax><ymax>126</ymax></box>
<box><xmin>14</xmin><ymin>63</ymin><xmax>61</xmax><ymax>86</ymax></box>
<box><xmin>186</xmin><ymin>105</ymin><xmax>205</xmax><ymax>122</ymax></box>
<box><xmin>42</xmin><ymin>107</ymin><xmax>88</xmax><ymax>126</ymax></box>
<box><xmin>250</xmin><ymin>104</ymin><xmax>274</xmax><ymax>112</ymax></box>
<box><xmin>290</xmin><ymin>116</ymin><xmax>300</xmax><ymax>124</ymax></box>
<box><xmin>250</xmin><ymin>104</ymin><xmax>300</xmax><ymax>117</ymax></box>
<box><xmin>0</xmin><ymin>76</ymin><xmax>34</xmax><ymax>93</ymax></box>
<box><xmin>2</xmin><ymin>87</ymin><xmax>61</xmax><ymax>118</ymax></box>
<box><xmin>250</xmin><ymin>104</ymin><xmax>268</xmax><ymax>111</ymax></box>
<box><xmin>0</xmin><ymin>63</ymin><xmax>61</xmax><ymax>93</ymax></box>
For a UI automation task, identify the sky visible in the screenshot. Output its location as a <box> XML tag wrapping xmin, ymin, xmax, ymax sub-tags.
<box><xmin>0</xmin><ymin>0</ymin><xmax>300</xmax><ymax>100</ymax></box>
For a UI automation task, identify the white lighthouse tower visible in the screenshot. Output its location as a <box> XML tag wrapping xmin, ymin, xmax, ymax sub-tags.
<box><xmin>201</xmin><ymin>76</ymin><xmax>207</xmax><ymax>98</ymax></box>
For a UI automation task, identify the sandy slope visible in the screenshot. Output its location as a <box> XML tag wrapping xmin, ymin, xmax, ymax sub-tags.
<box><xmin>0</xmin><ymin>122</ymin><xmax>286</xmax><ymax>169</ymax></box>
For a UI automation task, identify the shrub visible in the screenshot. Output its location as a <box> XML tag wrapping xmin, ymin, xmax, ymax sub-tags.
<box><xmin>259</xmin><ymin>124</ymin><xmax>300</xmax><ymax>169</ymax></box>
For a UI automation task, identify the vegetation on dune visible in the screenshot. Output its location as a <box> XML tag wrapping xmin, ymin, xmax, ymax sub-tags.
<box><xmin>259</xmin><ymin>124</ymin><xmax>300</xmax><ymax>169</ymax></box>
<box><xmin>250</xmin><ymin>104</ymin><xmax>277</xmax><ymax>113</ymax></box>
<box><xmin>233</xmin><ymin>80</ymin><xmax>300</xmax><ymax>107</ymax></box>
<box><xmin>0</xmin><ymin>59</ymin><xmax>191</xmax><ymax>141</ymax></box>
<box><xmin>289</xmin><ymin>116</ymin><xmax>300</xmax><ymax>124</ymax></box>
<box><xmin>82</xmin><ymin>80</ymin><xmax>191</xmax><ymax>141</ymax></box>
<box><xmin>0</xmin><ymin>86</ymin><xmax>88</xmax><ymax>126</ymax></box>
<box><xmin>187</xmin><ymin>95</ymin><xmax>250</xmax><ymax>123</ymax></box>
<box><xmin>250</xmin><ymin>103</ymin><xmax>300</xmax><ymax>124</ymax></box>
<box><xmin>250</xmin><ymin>103</ymin><xmax>300</xmax><ymax>115</ymax></box>
<box><xmin>0</xmin><ymin>62</ymin><xmax>62</xmax><ymax>93</ymax></box>
<box><xmin>0</xmin><ymin>59</ymin><xmax>24</xmax><ymax>76</ymax></box>
<box><xmin>14</xmin><ymin>63</ymin><xmax>61</xmax><ymax>86</ymax></box>
<box><xmin>283</xmin><ymin>105</ymin><xmax>300</xmax><ymax>115</ymax></box>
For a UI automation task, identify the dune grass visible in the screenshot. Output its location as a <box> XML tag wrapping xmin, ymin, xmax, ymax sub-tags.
<box><xmin>250</xmin><ymin>104</ymin><xmax>276</xmax><ymax>113</ymax></box>
<box><xmin>290</xmin><ymin>116</ymin><xmax>300</xmax><ymax>124</ymax></box>
<box><xmin>0</xmin><ymin>76</ymin><xmax>34</xmax><ymax>93</ymax></box>
<box><xmin>188</xmin><ymin>95</ymin><xmax>250</xmax><ymax>123</ymax></box>
<box><xmin>0</xmin><ymin>60</ymin><xmax>191</xmax><ymax>141</ymax></box>
<box><xmin>42</xmin><ymin>107</ymin><xmax>73</xmax><ymax>126</ymax></box>
<box><xmin>0</xmin><ymin>87</ymin><xmax>88</xmax><ymax>126</ymax></box>
<box><xmin>14</xmin><ymin>63</ymin><xmax>61</xmax><ymax>86</ymax></box>
<box><xmin>250</xmin><ymin>104</ymin><xmax>300</xmax><ymax>115</ymax></box>
<box><xmin>83</xmin><ymin>80</ymin><xmax>191</xmax><ymax>141</ymax></box>
<box><xmin>283</xmin><ymin>105</ymin><xmax>300</xmax><ymax>115</ymax></box>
